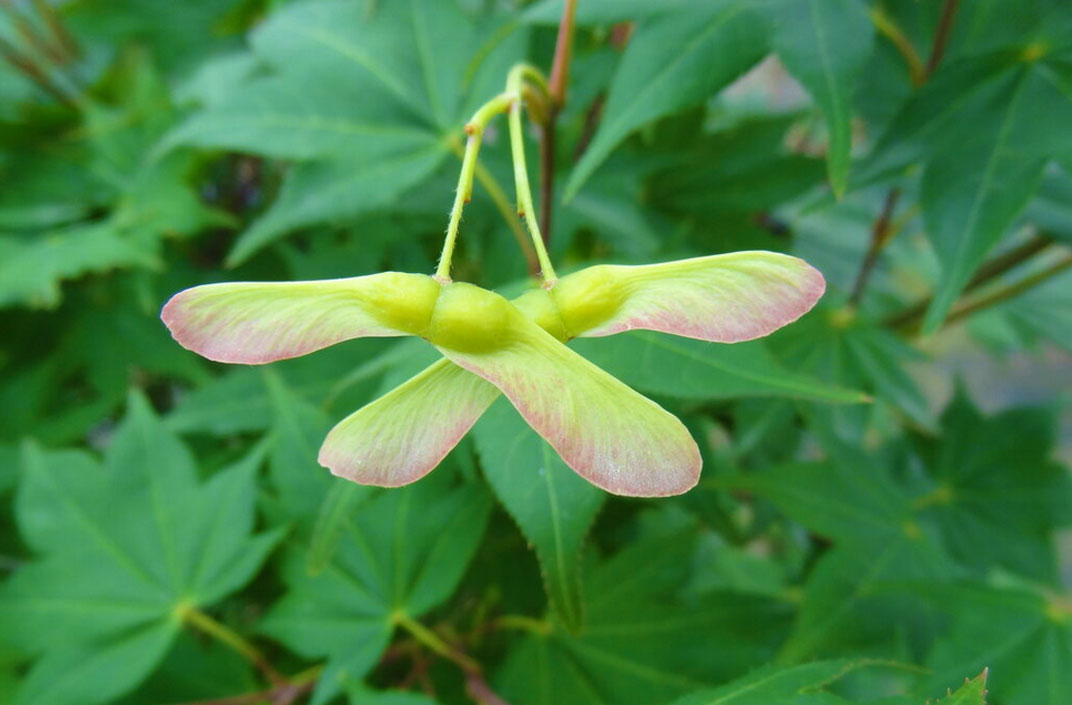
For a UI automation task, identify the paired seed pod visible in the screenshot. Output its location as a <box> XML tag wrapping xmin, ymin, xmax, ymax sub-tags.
<box><xmin>162</xmin><ymin>252</ymin><xmax>825</xmax><ymax>496</ymax></box>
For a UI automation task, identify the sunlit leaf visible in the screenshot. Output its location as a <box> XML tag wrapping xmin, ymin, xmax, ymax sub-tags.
<box><xmin>0</xmin><ymin>393</ymin><xmax>281</xmax><ymax>705</ymax></box>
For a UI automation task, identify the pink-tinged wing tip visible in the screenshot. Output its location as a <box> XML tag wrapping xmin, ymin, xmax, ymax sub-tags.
<box><xmin>317</xmin><ymin>410</ymin><xmax>476</xmax><ymax>488</ymax></box>
<box><xmin>579</xmin><ymin>437</ymin><xmax>701</xmax><ymax>498</ymax></box>
<box><xmin>575</xmin><ymin>253</ymin><xmax>828</xmax><ymax>344</ymax></box>
<box><xmin>317</xmin><ymin>360</ymin><xmax>500</xmax><ymax>487</ymax></box>
<box><xmin>161</xmin><ymin>291</ymin><xmax>281</xmax><ymax>364</ymax></box>
<box><xmin>317</xmin><ymin>429</ymin><xmax>465</xmax><ymax>488</ymax></box>
<box><xmin>160</xmin><ymin>275</ymin><xmax>426</xmax><ymax>365</ymax></box>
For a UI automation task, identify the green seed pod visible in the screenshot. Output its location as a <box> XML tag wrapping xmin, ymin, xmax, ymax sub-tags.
<box><xmin>427</xmin><ymin>281</ymin><xmax>514</xmax><ymax>353</ymax></box>
<box><xmin>361</xmin><ymin>273</ymin><xmax>441</xmax><ymax>335</ymax></box>
<box><xmin>511</xmin><ymin>288</ymin><xmax>569</xmax><ymax>342</ymax></box>
<box><xmin>550</xmin><ymin>266</ymin><xmax>625</xmax><ymax>338</ymax></box>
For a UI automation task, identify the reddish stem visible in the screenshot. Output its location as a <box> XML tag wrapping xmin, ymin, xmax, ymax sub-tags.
<box><xmin>925</xmin><ymin>0</ymin><xmax>960</xmax><ymax>78</ymax></box>
<box><xmin>538</xmin><ymin>0</ymin><xmax>578</xmax><ymax>244</ymax></box>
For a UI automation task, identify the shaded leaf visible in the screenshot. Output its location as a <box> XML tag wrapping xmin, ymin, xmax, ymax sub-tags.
<box><xmin>572</xmin><ymin>331</ymin><xmax>868</xmax><ymax>404</ymax></box>
<box><xmin>934</xmin><ymin>670</ymin><xmax>988</xmax><ymax>705</ymax></box>
<box><xmin>261</xmin><ymin>473</ymin><xmax>491</xmax><ymax>704</ymax></box>
<box><xmin>919</xmin><ymin>65</ymin><xmax>1052</xmax><ymax>331</ymax></box>
<box><xmin>306</xmin><ymin>477</ymin><xmax>377</xmax><ymax>576</ymax></box>
<box><xmin>523</xmin><ymin>0</ymin><xmax>697</xmax><ymax>25</ymax></box>
<box><xmin>772</xmin><ymin>307</ymin><xmax>935</xmax><ymax>432</ymax></box>
<box><xmin>565</xmin><ymin>3</ymin><xmax>766</xmax><ymax>199</ymax></box>
<box><xmin>264</xmin><ymin>370</ymin><xmax>336</xmax><ymax>524</ymax></box>
<box><xmin>968</xmin><ymin>265</ymin><xmax>1072</xmax><ymax>353</ymax></box>
<box><xmin>762</xmin><ymin>0</ymin><xmax>874</xmax><ymax>196</ymax></box>
<box><xmin>0</xmin><ymin>224</ymin><xmax>157</xmax><ymax>309</ymax></box>
<box><xmin>910</xmin><ymin>390</ymin><xmax>1072</xmax><ymax>581</ymax></box>
<box><xmin>715</xmin><ymin>443</ymin><xmax>955</xmax><ymax>660</ymax></box>
<box><xmin>228</xmin><ymin>146</ymin><xmax>448</xmax><ymax>266</ymax></box>
<box><xmin>0</xmin><ymin>444</ymin><xmax>15</xmax><ymax>495</ymax></box>
<box><xmin>923</xmin><ymin>582</ymin><xmax>1067</xmax><ymax>705</ymax></box>
<box><xmin>497</xmin><ymin>530</ymin><xmax>793</xmax><ymax>705</ymax></box>
<box><xmin>473</xmin><ymin>398</ymin><xmax>605</xmax><ymax>632</ymax></box>
<box><xmin>668</xmin><ymin>659</ymin><xmax>871</xmax><ymax>705</ymax></box>
<box><xmin>160</xmin><ymin>0</ymin><xmax>492</xmax><ymax>263</ymax></box>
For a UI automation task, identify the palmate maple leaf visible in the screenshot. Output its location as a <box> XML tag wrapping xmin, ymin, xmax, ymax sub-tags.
<box><xmin>162</xmin><ymin>252</ymin><xmax>823</xmax><ymax>496</ymax></box>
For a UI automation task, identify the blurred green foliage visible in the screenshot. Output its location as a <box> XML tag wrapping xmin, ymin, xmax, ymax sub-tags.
<box><xmin>0</xmin><ymin>1</ymin><xmax>1070</xmax><ymax>704</ymax></box>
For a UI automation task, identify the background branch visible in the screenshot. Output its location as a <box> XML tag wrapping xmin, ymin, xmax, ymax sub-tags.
<box><xmin>925</xmin><ymin>0</ymin><xmax>961</xmax><ymax>78</ymax></box>
<box><xmin>849</xmin><ymin>189</ymin><xmax>901</xmax><ymax>306</ymax></box>
<box><xmin>538</xmin><ymin>0</ymin><xmax>577</xmax><ymax>244</ymax></box>
<box><xmin>849</xmin><ymin>0</ymin><xmax>961</xmax><ymax>306</ymax></box>
<box><xmin>885</xmin><ymin>234</ymin><xmax>1060</xmax><ymax>331</ymax></box>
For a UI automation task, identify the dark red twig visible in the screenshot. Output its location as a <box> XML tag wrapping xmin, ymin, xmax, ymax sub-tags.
<box><xmin>925</xmin><ymin>0</ymin><xmax>961</xmax><ymax>78</ymax></box>
<box><xmin>537</xmin><ymin>0</ymin><xmax>578</xmax><ymax>244</ymax></box>
<box><xmin>849</xmin><ymin>189</ymin><xmax>901</xmax><ymax>306</ymax></box>
<box><xmin>884</xmin><ymin>234</ymin><xmax>1056</xmax><ymax>330</ymax></box>
<box><xmin>165</xmin><ymin>680</ymin><xmax>314</xmax><ymax>705</ymax></box>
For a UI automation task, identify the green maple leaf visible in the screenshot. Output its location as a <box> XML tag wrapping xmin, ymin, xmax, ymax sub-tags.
<box><xmin>259</xmin><ymin>471</ymin><xmax>491</xmax><ymax>705</ymax></box>
<box><xmin>159</xmin><ymin>0</ymin><xmax>514</xmax><ymax>265</ymax></box>
<box><xmin>910</xmin><ymin>389</ymin><xmax>1072</xmax><ymax>581</ymax></box>
<box><xmin>934</xmin><ymin>670</ymin><xmax>989</xmax><ymax>705</ymax></box>
<box><xmin>496</xmin><ymin>525</ymin><xmax>793</xmax><ymax>705</ymax></box>
<box><xmin>0</xmin><ymin>392</ymin><xmax>283</xmax><ymax>705</ymax></box>
<box><xmin>923</xmin><ymin>581</ymin><xmax>1065</xmax><ymax>704</ymax></box>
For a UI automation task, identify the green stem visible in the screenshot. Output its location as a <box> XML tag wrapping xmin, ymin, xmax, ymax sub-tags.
<box><xmin>944</xmin><ymin>253</ymin><xmax>1072</xmax><ymax>326</ymax></box>
<box><xmin>506</xmin><ymin>64</ymin><xmax>557</xmax><ymax>283</ymax></box>
<box><xmin>437</xmin><ymin>133</ymin><xmax>484</xmax><ymax>280</ymax></box>
<box><xmin>516</xmin><ymin>64</ymin><xmax>551</xmax><ymax>98</ymax></box>
<box><xmin>870</xmin><ymin>6</ymin><xmax>925</xmax><ymax>85</ymax></box>
<box><xmin>168</xmin><ymin>666</ymin><xmax>323</xmax><ymax>705</ymax></box>
<box><xmin>435</xmin><ymin>63</ymin><xmax>557</xmax><ymax>283</ymax></box>
<box><xmin>493</xmin><ymin>614</ymin><xmax>552</xmax><ymax>635</ymax></box>
<box><xmin>436</xmin><ymin>92</ymin><xmax>517</xmax><ymax>281</ymax></box>
<box><xmin>394</xmin><ymin>612</ymin><xmax>513</xmax><ymax>705</ymax></box>
<box><xmin>446</xmin><ymin>135</ymin><xmax>538</xmax><ymax>275</ymax></box>
<box><xmin>179</xmin><ymin>604</ymin><xmax>282</xmax><ymax>683</ymax></box>
<box><xmin>393</xmin><ymin>611</ymin><xmax>481</xmax><ymax>673</ymax></box>
<box><xmin>885</xmin><ymin>234</ymin><xmax>1055</xmax><ymax>330</ymax></box>
<box><xmin>288</xmin><ymin>664</ymin><xmax>325</xmax><ymax>687</ymax></box>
